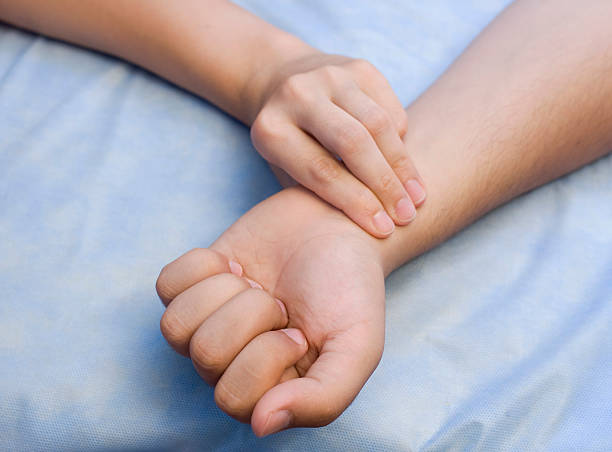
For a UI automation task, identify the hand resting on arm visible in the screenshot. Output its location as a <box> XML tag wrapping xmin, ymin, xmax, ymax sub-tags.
<box><xmin>0</xmin><ymin>0</ymin><xmax>426</xmax><ymax>237</ymax></box>
<box><xmin>157</xmin><ymin>0</ymin><xmax>612</xmax><ymax>436</ymax></box>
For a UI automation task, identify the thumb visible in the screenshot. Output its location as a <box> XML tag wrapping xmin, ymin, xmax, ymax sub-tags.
<box><xmin>250</xmin><ymin>323</ymin><xmax>384</xmax><ymax>437</ymax></box>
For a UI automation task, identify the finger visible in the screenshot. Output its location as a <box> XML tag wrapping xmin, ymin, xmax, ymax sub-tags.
<box><xmin>251</xmin><ymin>116</ymin><xmax>395</xmax><ymax>238</ymax></box>
<box><xmin>269</xmin><ymin>164</ymin><xmax>298</xmax><ymax>188</ymax></box>
<box><xmin>189</xmin><ymin>288</ymin><xmax>289</xmax><ymax>385</ymax></box>
<box><xmin>351</xmin><ymin>65</ymin><xmax>427</xmax><ymax>204</ymax></box>
<box><xmin>160</xmin><ymin>273</ymin><xmax>250</xmax><ymax>356</ymax></box>
<box><xmin>251</xmin><ymin>323</ymin><xmax>383</xmax><ymax>437</ymax></box>
<box><xmin>346</xmin><ymin>59</ymin><xmax>409</xmax><ymax>137</ymax></box>
<box><xmin>299</xmin><ymin>102</ymin><xmax>417</xmax><ymax>225</ymax></box>
<box><xmin>278</xmin><ymin>367</ymin><xmax>299</xmax><ymax>384</ymax></box>
<box><xmin>156</xmin><ymin>248</ymin><xmax>232</xmax><ymax>306</ymax></box>
<box><xmin>214</xmin><ymin>328</ymin><xmax>308</xmax><ymax>423</ymax></box>
<box><xmin>332</xmin><ymin>88</ymin><xmax>427</xmax><ymax>207</ymax></box>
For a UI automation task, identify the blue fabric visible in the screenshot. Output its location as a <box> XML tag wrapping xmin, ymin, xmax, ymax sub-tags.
<box><xmin>1</xmin><ymin>1</ymin><xmax>611</xmax><ymax>450</ymax></box>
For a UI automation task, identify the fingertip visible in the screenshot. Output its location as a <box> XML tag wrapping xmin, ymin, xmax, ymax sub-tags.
<box><xmin>394</xmin><ymin>197</ymin><xmax>417</xmax><ymax>225</ymax></box>
<box><xmin>251</xmin><ymin>417</ymin><xmax>267</xmax><ymax>438</ymax></box>
<box><xmin>275</xmin><ymin>298</ymin><xmax>288</xmax><ymax>321</ymax></box>
<box><xmin>356</xmin><ymin>217</ymin><xmax>393</xmax><ymax>240</ymax></box>
<box><xmin>245</xmin><ymin>277</ymin><xmax>263</xmax><ymax>289</ymax></box>
<box><xmin>229</xmin><ymin>260</ymin><xmax>243</xmax><ymax>276</ymax></box>
<box><xmin>253</xmin><ymin>409</ymin><xmax>293</xmax><ymax>437</ymax></box>
<box><xmin>252</xmin><ymin>377</ymin><xmax>339</xmax><ymax>434</ymax></box>
<box><xmin>342</xmin><ymin>193</ymin><xmax>394</xmax><ymax>239</ymax></box>
<box><xmin>372</xmin><ymin>210</ymin><xmax>395</xmax><ymax>237</ymax></box>
<box><xmin>251</xmin><ymin>383</ymin><xmax>297</xmax><ymax>437</ymax></box>
<box><xmin>404</xmin><ymin>179</ymin><xmax>427</xmax><ymax>207</ymax></box>
<box><xmin>249</xmin><ymin>369</ymin><xmax>303</xmax><ymax>437</ymax></box>
<box><xmin>280</xmin><ymin>328</ymin><xmax>307</xmax><ymax>346</ymax></box>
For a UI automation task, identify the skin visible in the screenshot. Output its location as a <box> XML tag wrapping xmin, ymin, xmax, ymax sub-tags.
<box><xmin>0</xmin><ymin>0</ymin><xmax>426</xmax><ymax>237</ymax></box>
<box><xmin>156</xmin><ymin>190</ymin><xmax>386</xmax><ymax>434</ymax></box>
<box><xmin>2</xmin><ymin>0</ymin><xmax>611</xmax><ymax>439</ymax></box>
<box><xmin>157</xmin><ymin>0</ymin><xmax>612</xmax><ymax>437</ymax></box>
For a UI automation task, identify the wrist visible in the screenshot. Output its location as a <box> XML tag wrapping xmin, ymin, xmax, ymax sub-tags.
<box><xmin>375</xmin><ymin>100</ymin><xmax>502</xmax><ymax>276</ymax></box>
<box><xmin>240</xmin><ymin>36</ymin><xmax>318</xmax><ymax>125</ymax></box>
<box><xmin>374</xmin><ymin>118</ymin><xmax>473</xmax><ymax>276</ymax></box>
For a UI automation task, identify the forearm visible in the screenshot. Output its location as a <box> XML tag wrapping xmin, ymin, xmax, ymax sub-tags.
<box><xmin>378</xmin><ymin>0</ymin><xmax>612</xmax><ymax>274</ymax></box>
<box><xmin>0</xmin><ymin>0</ymin><xmax>315</xmax><ymax>123</ymax></box>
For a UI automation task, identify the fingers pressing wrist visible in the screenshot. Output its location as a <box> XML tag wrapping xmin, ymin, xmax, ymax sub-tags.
<box><xmin>249</xmin><ymin>53</ymin><xmax>426</xmax><ymax>237</ymax></box>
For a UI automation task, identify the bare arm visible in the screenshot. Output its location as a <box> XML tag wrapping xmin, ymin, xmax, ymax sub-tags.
<box><xmin>0</xmin><ymin>0</ymin><xmax>429</xmax><ymax>237</ymax></box>
<box><xmin>154</xmin><ymin>0</ymin><xmax>612</xmax><ymax>434</ymax></box>
<box><xmin>380</xmin><ymin>0</ymin><xmax>612</xmax><ymax>272</ymax></box>
<box><xmin>0</xmin><ymin>0</ymin><xmax>312</xmax><ymax>123</ymax></box>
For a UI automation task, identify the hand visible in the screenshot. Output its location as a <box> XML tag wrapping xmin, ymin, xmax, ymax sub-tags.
<box><xmin>156</xmin><ymin>187</ymin><xmax>386</xmax><ymax>436</ymax></box>
<box><xmin>247</xmin><ymin>52</ymin><xmax>426</xmax><ymax>238</ymax></box>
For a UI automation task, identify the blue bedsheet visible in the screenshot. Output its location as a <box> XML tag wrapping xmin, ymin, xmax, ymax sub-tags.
<box><xmin>1</xmin><ymin>1</ymin><xmax>611</xmax><ymax>450</ymax></box>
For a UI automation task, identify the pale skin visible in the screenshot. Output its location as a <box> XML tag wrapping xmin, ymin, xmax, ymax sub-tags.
<box><xmin>157</xmin><ymin>0</ymin><xmax>612</xmax><ymax>436</ymax></box>
<box><xmin>0</xmin><ymin>0</ymin><xmax>427</xmax><ymax>237</ymax></box>
<box><xmin>3</xmin><ymin>0</ymin><xmax>612</xmax><ymax>439</ymax></box>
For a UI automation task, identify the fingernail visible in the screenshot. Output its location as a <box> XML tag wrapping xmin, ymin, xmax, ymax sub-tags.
<box><xmin>404</xmin><ymin>179</ymin><xmax>426</xmax><ymax>206</ymax></box>
<box><xmin>275</xmin><ymin>298</ymin><xmax>288</xmax><ymax>318</ymax></box>
<box><xmin>281</xmin><ymin>328</ymin><xmax>306</xmax><ymax>345</ymax></box>
<box><xmin>395</xmin><ymin>197</ymin><xmax>416</xmax><ymax>223</ymax></box>
<box><xmin>372</xmin><ymin>210</ymin><xmax>394</xmax><ymax>236</ymax></box>
<box><xmin>262</xmin><ymin>410</ymin><xmax>292</xmax><ymax>437</ymax></box>
<box><xmin>245</xmin><ymin>278</ymin><xmax>263</xmax><ymax>289</ymax></box>
<box><xmin>229</xmin><ymin>260</ymin><xmax>243</xmax><ymax>277</ymax></box>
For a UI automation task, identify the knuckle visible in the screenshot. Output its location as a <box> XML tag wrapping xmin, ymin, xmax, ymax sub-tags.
<box><xmin>212</xmin><ymin>272</ymin><xmax>251</xmax><ymax>295</ymax></box>
<box><xmin>241</xmin><ymin>355</ymin><xmax>267</xmax><ymax>382</ymax></box>
<box><xmin>280</xmin><ymin>74</ymin><xmax>309</xmax><ymax>101</ymax></box>
<box><xmin>187</xmin><ymin>247</ymin><xmax>209</xmax><ymax>259</ymax></box>
<box><xmin>251</xmin><ymin>110</ymin><xmax>284</xmax><ymax>154</ymax></box>
<box><xmin>390</xmin><ymin>154</ymin><xmax>414</xmax><ymax>181</ymax></box>
<box><xmin>318</xmin><ymin>65</ymin><xmax>347</xmax><ymax>87</ymax></box>
<box><xmin>308</xmin><ymin>156</ymin><xmax>341</xmax><ymax>186</ymax></box>
<box><xmin>349</xmin><ymin>59</ymin><xmax>388</xmax><ymax>89</ymax></box>
<box><xmin>192</xmin><ymin>247</ymin><xmax>226</xmax><ymax>271</ymax></box>
<box><xmin>378</xmin><ymin>171</ymin><xmax>398</xmax><ymax>194</ymax></box>
<box><xmin>354</xmin><ymin>189</ymin><xmax>380</xmax><ymax>217</ymax></box>
<box><xmin>251</xmin><ymin>109</ymin><xmax>277</xmax><ymax>139</ymax></box>
<box><xmin>335</xmin><ymin>126</ymin><xmax>368</xmax><ymax>156</ymax></box>
<box><xmin>160</xmin><ymin>309</ymin><xmax>187</xmax><ymax>348</ymax></box>
<box><xmin>155</xmin><ymin>266</ymin><xmax>173</xmax><ymax>304</ymax></box>
<box><xmin>190</xmin><ymin>334</ymin><xmax>226</xmax><ymax>373</ymax></box>
<box><xmin>364</xmin><ymin>107</ymin><xmax>392</xmax><ymax>136</ymax></box>
<box><xmin>214</xmin><ymin>380</ymin><xmax>249</xmax><ymax>419</ymax></box>
<box><xmin>390</xmin><ymin>153</ymin><xmax>412</xmax><ymax>171</ymax></box>
<box><xmin>181</xmin><ymin>247</ymin><xmax>213</xmax><ymax>266</ymax></box>
<box><xmin>396</xmin><ymin>111</ymin><xmax>409</xmax><ymax>137</ymax></box>
<box><xmin>350</xmin><ymin>58</ymin><xmax>377</xmax><ymax>76</ymax></box>
<box><xmin>186</xmin><ymin>246</ymin><xmax>227</xmax><ymax>277</ymax></box>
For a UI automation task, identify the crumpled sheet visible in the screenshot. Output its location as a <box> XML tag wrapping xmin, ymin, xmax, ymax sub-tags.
<box><xmin>1</xmin><ymin>1</ymin><xmax>611</xmax><ymax>450</ymax></box>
